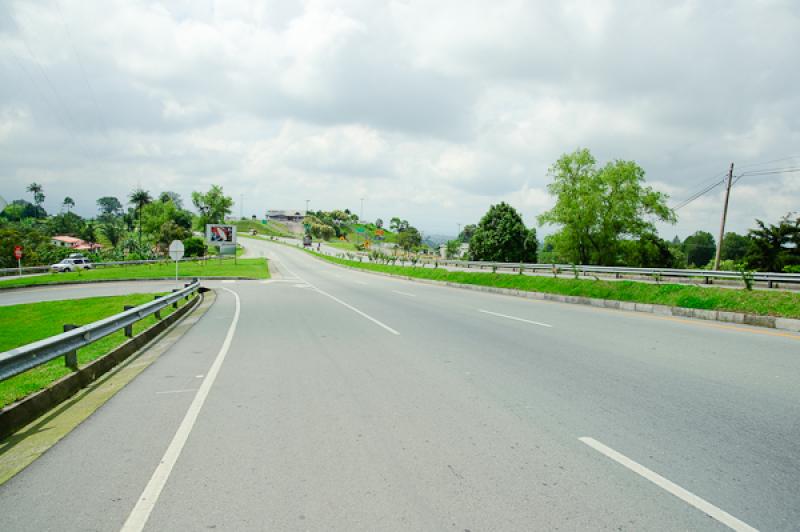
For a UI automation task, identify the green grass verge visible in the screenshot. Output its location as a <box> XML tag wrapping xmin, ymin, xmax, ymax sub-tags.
<box><xmin>0</xmin><ymin>258</ymin><xmax>270</xmax><ymax>289</ymax></box>
<box><xmin>0</xmin><ymin>293</ymin><xmax>189</xmax><ymax>407</ymax></box>
<box><xmin>309</xmin><ymin>251</ymin><xmax>800</xmax><ymax>319</ymax></box>
<box><xmin>231</xmin><ymin>219</ymin><xmax>296</xmax><ymax>238</ymax></box>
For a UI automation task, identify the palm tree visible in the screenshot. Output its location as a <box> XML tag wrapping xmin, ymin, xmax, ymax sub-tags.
<box><xmin>128</xmin><ymin>188</ymin><xmax>153</xmax><ymax>247</ymax></box>
<box><xmin>26</xmin><ymin>182</ymin><xmax>44</xmax><ymax>207</ymax></box>
<box><xmin>63</xmin><ymin>196</ymin><xmax>75</xmax><ymax>212</ymax></box>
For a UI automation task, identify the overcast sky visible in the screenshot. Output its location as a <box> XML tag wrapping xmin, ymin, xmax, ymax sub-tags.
<box><xmin>1</xmin><ymin>0</ymin><xmax>798</xmax><ymax>239</ymax></box>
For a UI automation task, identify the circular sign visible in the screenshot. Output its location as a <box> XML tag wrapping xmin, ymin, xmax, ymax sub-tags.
<box><xmin>14</xmin><ymin>246</ymin><xmax>23</xmax><ymax>259</ymax></box>
<box><xmin>168</xmin><ymin>240</ymin><xmax>185</xmax><ymax>261</ymax></box>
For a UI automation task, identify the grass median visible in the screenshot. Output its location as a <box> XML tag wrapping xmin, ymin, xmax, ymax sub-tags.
<box><xmin>0</xmin><ymin>258</ymin><xmax>269</xmax><ymax>289</ymax></box>
<box><xmin>309</xmin><ymin>251</ymin><xmax>800</xmax><ymax>319</ymax></box>
<box><xmin>0</xmin><ymin>293</ymin><xmax>194</xmax><ymax>408</ymax></box>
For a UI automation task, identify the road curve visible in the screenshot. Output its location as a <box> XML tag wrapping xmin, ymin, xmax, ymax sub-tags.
<box><xmin>1</xmin><ymin>240</ymin><xmax>798</xmax><ymax>531</ymax></box>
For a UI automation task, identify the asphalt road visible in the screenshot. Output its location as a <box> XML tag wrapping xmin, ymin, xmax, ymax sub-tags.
<box><xmin>1</xmin><ymin>239</ymin><xmax>799</xmax><ymax>531</ymax></box>
<box><xmin>0</xmin><ymin>280</ymin><xmax>181</xmax><ymax>306</ymax></box>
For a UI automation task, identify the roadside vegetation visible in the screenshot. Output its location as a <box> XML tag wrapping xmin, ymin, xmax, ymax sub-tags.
<box><xmin>231</xmin><ymin>218</ymin><xmax>295</xmax><ymax>238</ymax></box>
<box><xmin>0</xmin><ymin>258</ymin><xmax>269</xmax><ymax>289</ymax></box>
<box><xmin>0</xmin><ymin>293</ymin><xmax>189</xmax><ymax>408</ymax></box>
<box><xmin>308</xmin><ymin>251</ymin><xmax>800</xmax><ymax>319</ymax></box>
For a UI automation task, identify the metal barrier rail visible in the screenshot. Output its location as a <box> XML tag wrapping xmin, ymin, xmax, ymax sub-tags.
<box><xmin>0</xmin><ymin>281</ymin><xmax>201</xmax><ymax>382</ymax></box>
<box><xmin>0</xmin><ymin>256</ymin><xmax>237</xmax><ymax>276</ymax></box>
<box><xmin>421</xmin><ymin>260</ymin><xmax>800</xmax><ymax>286</ymax></box>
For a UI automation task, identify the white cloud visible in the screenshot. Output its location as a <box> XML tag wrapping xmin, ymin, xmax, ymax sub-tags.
<box><xmin>0</xmin><ymin>0</ymin><xmax>798</xmax><ymax>236</ymax></box>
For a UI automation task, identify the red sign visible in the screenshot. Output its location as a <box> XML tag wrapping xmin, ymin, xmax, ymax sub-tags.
<box><xmin>14</xmin><ymin>246</ymin><xmax>22</xmax><ymax>260</ymax></box>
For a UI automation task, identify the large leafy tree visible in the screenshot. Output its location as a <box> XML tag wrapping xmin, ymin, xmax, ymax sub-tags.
<box><xmin>97</xmin><ymin>196</ymin><xmax>123</xmax><ymax>216</ymax></box>
<box><xmin>458</xmin><ymin>224</ymin><xmax>477</xmax><ymax>243</ymax></box>
<box><xmin>128</xmin><ymin>188</ymin><xmax>153</xmax><ymax>247</ymax></box>
<box><xmin>396</xmin><ymin>226</ymin><xmax>422</xmax><ymax>251</ymax></box>
<box><xmin>62</xmin><ymin>197</ymin><xmax>75</xmax><ymax>212</ymax></box>
<box><xmin>745</xmin><ymin>214</ymin><xmax>800</xmax><ymax>272</ymax></box>
<box><xmin>682</xmin><ymin>231</ymin><xmax>716</xmax><ymax>267</ymax></box>
<box><xmin>469</xmin><ymin>202</ymin><xmax>537</xmax><ymax>262</ymax></box>
<box><xmin>192</xmin><ymin>185</ymin><xmax>233</xmax><ymax>227</ymax></box>
<box><xmin>720</xmin><ymin>232</ymin><xmax>752</xmax><ymax>262</ymax></box>
<box><xmin>538</xmin><ymin>148</ymin><xmax>675</xmax><ymax>265</ymax></box>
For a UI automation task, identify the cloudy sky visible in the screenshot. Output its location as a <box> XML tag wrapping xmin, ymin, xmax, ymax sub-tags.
<box><xmin>1</xmin><ymin>0</ymin><xmax>798</xmax><ymax>239</ymax></box>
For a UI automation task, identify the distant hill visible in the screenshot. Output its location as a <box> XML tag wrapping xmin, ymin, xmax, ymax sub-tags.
<box><xmin>422</xmin><ymin>234</ymin><xmax>453</xmax><ymax>247</ymax></box>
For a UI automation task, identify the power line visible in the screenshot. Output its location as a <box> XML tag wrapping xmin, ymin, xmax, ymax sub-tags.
<box><xmin>672</xmin><ymin>177</ymin><xmax>728</xmax><ymax>211</ymax></box>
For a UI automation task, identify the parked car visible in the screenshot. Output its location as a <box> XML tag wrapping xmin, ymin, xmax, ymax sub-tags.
<box><xmin>51</xmin><ymin>257</ymin><xmax>94</xmax><ymax>273</ymax></box>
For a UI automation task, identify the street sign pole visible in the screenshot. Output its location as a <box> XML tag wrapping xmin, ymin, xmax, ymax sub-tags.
<box><xmin>168</xmin><ymin>240</ymin><xmax>185</xmax><ymax>282</ymax></box>
<box><xmin>17</xmin><ymin>257</ymin><xmax>21</xmax><ymax>277</ymax></box>
<box><xmin>14</xmin><ymin>246</ymin><xmax>23</xmax><ymax>276</ymax></box>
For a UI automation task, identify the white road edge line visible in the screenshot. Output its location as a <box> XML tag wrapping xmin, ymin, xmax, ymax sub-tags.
<box><xmin>276</xmin><ymin>251</ymin><xmax>400</xmax><ymax>336</ymax></box>
<box><xmin>579</xmin><ymin>437</ymin><xmax>758</xmax><ymax>532</ymax></box>
<box><xmin>121</xmin><ymin>287</ymin><xmax>242</xmax><ymax>532</ymax></box>
<box><xmin>392</xmin><ymin>290</ymin><xmax>416</xmax><ymax>297</ymax></box>
<box><xmin>478</xmin><ymin>309</ymin><xmax>552</xmax><ymax>328</ymax></box>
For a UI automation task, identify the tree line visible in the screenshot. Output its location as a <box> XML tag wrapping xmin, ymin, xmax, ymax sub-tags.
<box><xmin>456</xmin><ymin>148</ymin><xmax>799</xmax><ymax>273</ymax></box>
<box><xmin>0</xmin><ymin>183</ymin><xmax>234</xmax><ymax>268</ymax></box>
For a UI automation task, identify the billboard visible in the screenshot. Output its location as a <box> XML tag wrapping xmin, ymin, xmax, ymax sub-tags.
<box><xmin>206</xmin><ymin>224</ymin><xmax>236</xmax><ymax>245</ymax></box>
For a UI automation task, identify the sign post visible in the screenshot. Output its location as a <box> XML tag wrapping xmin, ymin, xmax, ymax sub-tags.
<box><xmin>14</xmin><ymin>246</ymin><xmax>23</xmax><ymax>276</ymax></box>
<box><xmin>168</xmin><ymin>240</ymin><xmax>185</xmax><ymax>281</ymax></box>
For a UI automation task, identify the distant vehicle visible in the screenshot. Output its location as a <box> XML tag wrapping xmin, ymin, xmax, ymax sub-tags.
<box><xmin>51</xmin><ymin>257</ymin><xmax>93</xmax><ymax>273</ymax></box>
<box><xmin>303</xmin><ymin>235</ymin><xmax>312</xmax><ymax>247</ymax></box>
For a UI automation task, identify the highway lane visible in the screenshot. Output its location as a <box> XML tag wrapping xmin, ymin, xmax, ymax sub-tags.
<box><xmin>0</xmin><ymin>241</ymin><xmax>797</xmax><ymax>530</ymax></box>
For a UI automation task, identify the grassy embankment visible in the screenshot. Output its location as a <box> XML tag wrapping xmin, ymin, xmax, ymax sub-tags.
<box><xmin>0</xmin><ymin>293</ymin><xmax>190</xmax><ymax>407</ymax></box>
<box><xmin>231</xmin><ymin>219</ymin><xmax>296</xmax><ymax>238</ymax></box>
<box><xmin>309</xmin><ymin>251</ymin><xmax>800</xmax><ymax>319</ymax></box>
<box><xmin>0</xmin><ymin>258</ymin><xmax>269</xmax><ymax>289</ymax></box>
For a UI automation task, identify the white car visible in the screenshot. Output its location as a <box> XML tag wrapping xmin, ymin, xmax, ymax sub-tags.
<box><xmin>51</xmin><ymin>257</ymin><xmax>94</xmax><ymax>273</ymax></box>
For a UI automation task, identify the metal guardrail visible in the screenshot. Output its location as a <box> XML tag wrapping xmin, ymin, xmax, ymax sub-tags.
<box><xmin>0</xmin><ymin>280</ymin><xmax>201</xmax><ymax>382</ymax></box>
<box><xmin>420</xmin><ymin>260</ymin><xmax>800</xmax><ymax>287</ymax></box>
<box><xmin>0</xmin><ymin>255</ymin><xmax>237</xmax><ymax>277</ymax></box>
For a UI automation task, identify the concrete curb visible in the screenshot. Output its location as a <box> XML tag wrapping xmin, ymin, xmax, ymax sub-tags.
<box><xmin>316</xmin><ymin>258</ymin><xmax>800</xmax><ymax>334</ymax></box>
<box><xmin>0</xmin><ymin>276</ymin><xmax>259</xmax><ymax>292</ymax></box>
<box><xmin>0</xmin><ymin>292</ymin><xmax>203</xmax><ymax>440</ymax></box>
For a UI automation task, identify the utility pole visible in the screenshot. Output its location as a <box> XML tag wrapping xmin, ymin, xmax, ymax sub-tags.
<box><xmin>713</xmin><ymin>162</ymin><xmax>735</xmax><ymax>270</ymax></box>
<box><xmin>360</xmin><ymin>198</ymin><xmax>364</xmax><ymax>222</ymax></box>
<box><xmin>457</xmin><ymin>223</ymin><xmax>462</xmax><ymax>238</ymax></box>
<box><xmin>240</xmin><ymin>194</ymin><xmax>244</xmax><ymax>219</ymax></box>
<box><xmin>305</xmin><ymin>199</ymin><xmax>310</xmax><ymax>215</ymax></box>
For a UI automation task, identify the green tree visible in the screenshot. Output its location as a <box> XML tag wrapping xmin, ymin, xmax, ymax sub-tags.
<box><xmin>744</xmin><ymin>214</ymin><xmax>800</xmax><ymax>272</ymax></box>
<box><xmin>48</xmin><ymin>212</ymin><xmax>86</xmax><ymax>236</ymax></box>
<box><xmin>99</xmin><ymin>217</ymin><xmax>125</xmax><ymax>248</ymax></box>
<box><xmin>183</xmin><ymin>236</ymin><xmax>207</xmax><ymax>257</ymax></box>
<box><xmin>469</xmin><ymin>202</ymin><xmax>537</xmax><ymax>262</ymax></box>
<box><xmin>158</xmin><ymin>191</ymin><xmax>183</xmax><ymax>208</ymax></box>
<box><xmin>682</xmin><ymin>231</ymin><xmax>716</xmax><ymax>267</ymax></box>
<box><xmin>720</xmin><ymin>232</ymin><xmax>752</xmax><ymax>262</ymax></box>
<box><xmin>538</xmin><ymin>148</ymin><xmax>675</xmax><ymax>265</ymax></box>
<box><xmin>619</xmin><ymin>234</ymin><xmax>677</xmax><ymax>268</ymax></box>
<box><xmin>192</xmin><ymin>185</ymin><xmax>233</xmax><ymax>227</ymax></box>
<box><xmin>97</xmin><ymin>196</ymin><xmax>123</xmax><ymax>216</ymax></box>
<box><xmin>396</xmin><ymin>226</ymin><xmax>422</xmax><ymax>251</ymax></box>
<box><xmin>458</xmin><ymin>224</ymin><xmax>477</xmax><ymax>243</ymax></box>
<box><xmin>62</xmin><ymin>196</ymin><xmax>75</xmax><ymax>212</ymax></box>
<box><xmin>128</xmin><ymin>188</ymin><xmax>153</xmax><ymax>248</ymax></box>
<box><xmin>27</xmin><ymin>182</ymin><xmax>45</xmax><ymax>208</ymax></box>
<box><xmin>445</xmin><ymin>239</ymin><xmax>461</xmax><ymax>258</ymax></box>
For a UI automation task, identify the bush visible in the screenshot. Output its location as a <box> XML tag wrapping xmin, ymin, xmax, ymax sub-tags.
<box><xmin>183</xmin><ymin>236</ymin><xmax>207</xmax><ymax>257</ymax></box>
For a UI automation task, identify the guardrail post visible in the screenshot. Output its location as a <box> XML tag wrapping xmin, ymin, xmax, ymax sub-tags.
<box><xmin>123</xmin><ymin>306</ymin><xmax>134</xmax><ymax>337</ymax></box>
<box><xmin>171</xmin><ymin>289</ymin><xmax>179</xmax><ymax>308</ymax></box>
<box><xmin>153</xmin><ymin>295</ymin><xmax>162</xmax><ymax>319</ymax></box>
<box><xmin>63</xmin><ymin>324</ymin><xmax>78</xmax><ymax>369</ymax></box>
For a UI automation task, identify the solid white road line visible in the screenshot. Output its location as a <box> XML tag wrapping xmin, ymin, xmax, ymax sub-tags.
<box><xmin>392</xmin><ymin>290</ymin><xmax>416</xmax><ymax>297</ymax></box>
<box><xmin>478</xmin><ymin>309</ymin><xmax>552</xmax><ymax>328</ymax></box>
<box><xmin>121</xmin><ymin>287</ymin><xmax>242</xmax><ymax>532</ymax></box>
<box><xmin>276</xmin><ymin>251</ymin><xmax>400</xmax><ymax>336</ymax></box>
<box><xmin>579</xmin><ymin>437</ymin><xmax>757</xmax><ymax>532</ymax></box>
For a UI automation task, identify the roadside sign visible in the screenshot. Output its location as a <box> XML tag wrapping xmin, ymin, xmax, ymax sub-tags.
<box><xmin>168</xmin><ymin>240</ymin><xmax>185</xmax><ymax>260</ymax></box>
<box><xmin>261</xmin><ymin>219</ymin><xmax>267</xmax><ymax>224</ymax></box>
<box><xmin>169</xmin><ymin>240</ymin><xmax>184</xmax><ymax>280</ymax></box>
<box><xmin>356</xmin><ymin>227</ymin><xmax>365</xmax><ymax>233</ymax></box>
<box><xmin>375</xmin><ymin>229</ymin><xmax>384</xmax><ymax>237</ymax></box>
<box><xmin>205</xmin><ymin>224</ymin><xmax>236</xmax><ymax>245</ymax></box>
<box><xmin>14</xmin><ymin>246</ymin><xmax>22</xmax><ymax>260</ymax></box>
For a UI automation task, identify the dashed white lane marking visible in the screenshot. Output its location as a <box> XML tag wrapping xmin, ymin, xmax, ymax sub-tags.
<box><xmin>354</xmin><ymin>280</ymin><xmax>368</xmax><ymax>285</ymax></box>
<box><xmin>155</xmin><ymin>389</ymin><xmax>198</xmax><ymax>395</ymax></box>
<box><xmin>121</xmin><ymin>287</ymin><xmax>241</xmax><ymax>532</ymax></box>
<box><xmin>392</xmin><ymin>290</ymin><xmax>416</xmax><ymax>297</ymax></box>
<box><xmin>277</xmin><ymin>253</ymin><xmax>400</xmax><ymax>336</ymax></box>
<box><xmin>260</xmin><ymin>279</ymin><xmax>298</xmax><ymax>284</ymax></box>
<box><xmin>579</xmin><ymin>437</ymin><xmax>757</xmax><ymax>532</ymax></box>
<box><xmin>221</xmin><ymin>280</ymin><xmax>236</xmax><ymax>284</ymax></box>
<box><xmin>478</xmin><ymin>309</ymin><xmax>552</xmax><ymax>328</ymax></box>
